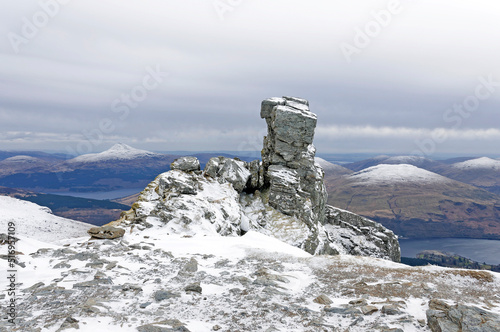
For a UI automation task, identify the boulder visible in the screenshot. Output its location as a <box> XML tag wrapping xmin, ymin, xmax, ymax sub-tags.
<box><xmin>170</xmin><ymin>156</ymin><xmax>200</xmax><ymax>172</ymax></box>
<box><xmin>426</xmin><ymin>299</ymin><xmax>500</xmax><ymax>332</ymax></box>
<box><xmin>88</xmin><ymin>226</ymin><xmax>125</xmax><ymax>239</ymax></box>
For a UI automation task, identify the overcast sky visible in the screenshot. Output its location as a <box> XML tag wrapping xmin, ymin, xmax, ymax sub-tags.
<box><xmin>1</xmin><ymin>0</ymin><xmax>499</xmax><ymax>158</ymax></box>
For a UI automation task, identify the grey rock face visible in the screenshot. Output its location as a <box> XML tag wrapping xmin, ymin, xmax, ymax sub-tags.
<box><xmin>203</xmin><ymin>156</ymin><xmax>251</xmax><ymax>192</ymax></box>
<box><xmin>170</xmin><ymin>156</ymin><xmax>200</xmax><ymax>172</ymax></box>
<box><xmin>259</xmin><ymin>96</ymin><xmax>329</xmax><ymax>254</ymax></box>
<box><xmin>426</xmin><ymin>299</ymin><xmax>500</xmax><ymax>332</ymax></box>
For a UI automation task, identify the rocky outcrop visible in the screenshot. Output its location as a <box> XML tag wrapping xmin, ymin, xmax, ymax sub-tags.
<box><xmin>426</xmin><ymin>299</ymin><xmax>500</xmax><ymax>332</ymax></box>
<box><xmin>112</xmin><ymin>96</ymin><xmax>400</xmax><ymax>261</ymax></box>
<box><xmin>261</xmin><ymin>97</ymin><xmax>327</xmax><ymax>228</ymax></box>
<box><xmin>170</xmin><ymin>156</ymin><xmax>200</xmax><ymax>172</ymax></box>
<box><xmin>324</xmin><ymin>206</ymin><xmax>401</xmax><ymax>262</ymax></box>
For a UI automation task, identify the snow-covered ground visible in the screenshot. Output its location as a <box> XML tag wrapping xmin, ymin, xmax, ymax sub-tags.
<box><xmin>1</xmin><ymin>216</ymin><xmax>499</xmax><ymax>331</ymax></box>
<box><xmin>69</xmin><ymin>143</ymin><xmax>158</xmax><ymax>163</ymax></box>
<box><xmin>347</xmin><ymin>164</ymin><xmax>451</xmax><ymax>185</ymax></box>
<box><xmin>452</xmin><ymin>157</ymin><xmax>500</xmax><ymax>170</ymax></box>
<box><xmin>0</xmin><ymin>196</ymin><xmax>92</xmax><ymax>243</ymax></box>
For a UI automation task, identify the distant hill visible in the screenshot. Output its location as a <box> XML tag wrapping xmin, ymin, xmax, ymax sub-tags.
<box><xmin>439</xmin><ymin>157</ymin><xmax>500</xmax><ymax>196</ymax></box>
<box><xmin>325</xmin><ymin>164</ymin><xmax>500</xmax><ymax>239</ymax></box>
<box><xmin>343</xmin><ymin>155</ymin><xmax>449</xmax><ymax>174</ymax></box>
<box><xmin>0</xmin><ymin>144</ymin><xmax>258</xmax><ymax>193</ymax></box>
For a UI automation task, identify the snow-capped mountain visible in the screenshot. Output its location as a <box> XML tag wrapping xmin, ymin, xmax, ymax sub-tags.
<box><xmin>324</xmin><ymin>163</ymin><xmax>500</xmax><ymax>239</ymax></box>
<box><xmin>69</xmin><ymin>143</ymin><xmax>159</xmax><ymax>163</ymax></box>
<box><xmin>0</xmin><ymin>155</ymin><xmax>52</xmax><ymax>177</ymax></box>
<box><xmin>0</xmin><ymin>196</ymin><xmax>92</xmax><ymax>243</ymax></box>
<box><xmin>439</xmin><ymin>157</ymin><xmax>500</xmax><ymax>196</ymax></box>
<box><xmin>347</xmin><ymin>164</ymin><xmax>452</xmax><ymax>186</ymax></box>
<box><xmin>344</xmin><ymin>155</ymin><xmax>446</xmax><ymax>173</ymax></box>
<box><xmin>452</xmin><ymin>157</ymin><xmax>500</xmax><ymax>170</ymax></box>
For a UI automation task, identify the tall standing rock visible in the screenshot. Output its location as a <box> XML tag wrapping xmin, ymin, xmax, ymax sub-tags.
<box><xmin>260</xmin><ymin>96</ymin><xmax>327</xmax><ymax>229</ymax></box>
<box><xmin>112</xmin><ymin>96</ymin><xmax>400</xmax><ymax>261</ymax></box>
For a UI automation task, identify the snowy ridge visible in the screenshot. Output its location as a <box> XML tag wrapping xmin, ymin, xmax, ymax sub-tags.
<box><xmin>314</xmin><ymin>157</ymin><xmax>350</xmax><ymax>173</ymax></box>
<box><xmin>0</xmin><ymin>196</ymin><xmax>92</xmax><ymax>243</ymax></box>
<box><xmin>1</xmin><ymin>155</ymin><xmax>43</xmax><ymax>164</ymax></box>
<box><xmin>452</xmin><ymin>157</ymin><xmax>500</xmax><ymax>170</ymax></box>
<box><xmin>69</xmin><ymin>143</ymin><xmax>158</xmax><ymax>163</ymax></box>
<box><xmin>383</xmin><ymin>155</ymin><xmax>430</xmax><ymax>165</ymax></box>
<box><xmin>348</xmin><ymin>164</ymin><xmax>451</xmax><ymax>185</ymax></box>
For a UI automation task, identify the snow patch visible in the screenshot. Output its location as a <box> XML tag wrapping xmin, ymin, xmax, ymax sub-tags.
<box><xmin>69</xmin><ymin>143</ymin><xmax>158</xmax><ymax>163</ymax></box>
<box><xmin>452</xmin><ymin>157</ymin><xmax>500</xmax><ymax>170</ymax></box>
<box><xmin>0</xmin><ymin>196</ymin><xmax>92</xmax><ymax>243</ymax></box>
<box><xmin>347</xmin><ymin>164</ymin><xmax>451</xmax><ymax>185</ymax></box>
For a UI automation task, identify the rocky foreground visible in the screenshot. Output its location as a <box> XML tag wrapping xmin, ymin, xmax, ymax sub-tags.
<box><xmin>2</xmin><ymin>97</ymin><xmax>500</xmax><ymax>331</ymax></box>
<box><xmin>2</xmin><ymin>228</ymin><xmax>500</xmax><ymax>331</ymax></box>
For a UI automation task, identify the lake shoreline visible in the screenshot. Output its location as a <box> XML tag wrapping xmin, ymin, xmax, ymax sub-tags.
<box><xmin>399</xmin><ymin>237</ymin><xmax>500</xmax><ymax>265</ymax></box>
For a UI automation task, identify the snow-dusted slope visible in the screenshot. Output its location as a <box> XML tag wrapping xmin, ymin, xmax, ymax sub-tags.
<box><xmin>2</xmin><ymin>223</ymin><xmax>499</xmax><ymax>331</ymax></box>
<box><xmin>0</xmin><ymin>196</ymin><xmax>92</xmax><ymax>243</ymax></box>
<box><xmin>1</xmin><ymin>155</ymin><xmax>43</xmax><ymax>164</ymax></box>
<box><xmin>314</xmin><ymin>157</ymin><xmax>351</xmax><ymax>173</ymax></box>
<box><xmin>69</xmin><ymin>143</ymin><xmax>158</xmax><ymax>163</ymax></box>
<box><xmin>348</xmin><ymin>164</ymin><xmax>452</xmax><ymax>185</ymax></box>
<box><xmin>453</xmin><ymin>157</ymin><xmax>500</xmax><ymax>170</ymax></box>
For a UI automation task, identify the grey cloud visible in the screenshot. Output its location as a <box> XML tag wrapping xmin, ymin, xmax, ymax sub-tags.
<box><xmin>0</xmin><ymin>0</ymin><xmax>499</xmax><ymax>155</ymax></box>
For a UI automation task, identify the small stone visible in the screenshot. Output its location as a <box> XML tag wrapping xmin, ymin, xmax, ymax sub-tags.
<box><xmin>53</xmin><ymin>261</ymin><xmax>71</xmax><ymax>269</ymax></box>
<box><xmin>212</xmin><ymin>325</ymin><xmax>221</xmax><ymax>331</ymax></box>
<box><xmin>139</xmin><ymin>302</ymin><xmax>152</xmax><ymax>309</ymax></box>
<box><xmin>184</xmin><ymin>282</ymin><xmax>202</xmax><ymax>294</ymax></box>
<box><xmin>154</xmin><ymin>290</ymin><xmax>181</xmax><ymax>302</ymax></box>
<box><xmin>56</xmin><ymin>317</ymin><xmax>79</xmax><ymax>331</ymax></box>
<box><xmin>349</xmin><ymin>299</ymin><xmax>368</xmax><ymax>306</ymax></box>
<box><xmin>381</xmin><ymin>304</ymin><xmax>402</xmax><ymax>315</ymax></box>
<box><xmin>182</xmin><ymin>257</ymin><xmax>198</xmax><ymax>273</ymax></box>
<box><xmin>361</xmin><ymin>305</ymin><xmax>378</xmax><ymax>315</ymax></box>
<box><xmin>313</xmin><ymin>294</ymin><xmax>332</xmax><ymax>305</ymax></box>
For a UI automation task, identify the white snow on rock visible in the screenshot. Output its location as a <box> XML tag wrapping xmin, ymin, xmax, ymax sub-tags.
<box><xmin>132</xmin><ymin>170</ymin><xmax>243</xmax><ymax>237</ymax></box>
<box><xmin>69</xmin><ymin>143</ymin><xmax>158</xmax><ymax>163</ymax></box>
<box><xmin>452</xmin><ymin>157</ymin><xmax>500</xmax><ymax>170</ymax></box>
<box><xmin>347</xmin><ymin>164</ymin><xmax>451</xmax><ymax>185</ymax></box>
<box><xmin>2</xmin><ymin>224</ymin><xmax>499</xmax><ymax>332</ymax></box>
<box><xmin>0</xmin><ymin>196</ymin><xmax>92</xmax><ymax>243</ymax></box>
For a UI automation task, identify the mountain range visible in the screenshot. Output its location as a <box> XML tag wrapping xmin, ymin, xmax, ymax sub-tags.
<box><xmin>0</xmin><ymin>144</ymin><xmax>256</xmax><ymax>193</ymax></box>
<box><xmin>1</xmin><ymin>96</ymin><xmax>499</xmax><ymax>331</ymax></box>
<box><xmin>1</xmin><ymin>145</ymin><xmax>500</xmax><ymax>240</ymax></box>
<box><xmin>321</xmin><ymin>156</ymin><xmax>500</xmax><ymax>239</ymax></box>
